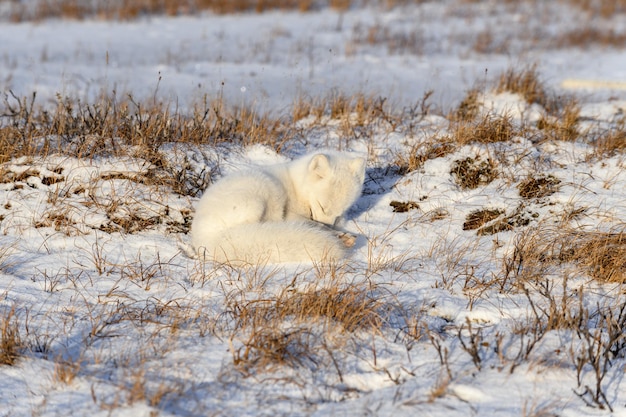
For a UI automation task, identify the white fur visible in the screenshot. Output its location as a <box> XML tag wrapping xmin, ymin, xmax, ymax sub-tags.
<box><xmin>190</xmin><ymin>151</ymin><xmax>366</xmax><ymax>264</ymax></box>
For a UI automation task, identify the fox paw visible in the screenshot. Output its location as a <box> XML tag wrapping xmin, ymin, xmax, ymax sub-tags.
<box><xmin>337</xmin><ymin>232</ymin><xmax>357</xmax><ymax>247</ymax></box>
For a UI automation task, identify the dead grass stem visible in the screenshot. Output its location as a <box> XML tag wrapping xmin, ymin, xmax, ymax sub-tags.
<box><xmin>0</xmin><ymin>306</ymin><xmax>22</xmax><ymax>366</ymax></box>
<box><xmin>224</xmin><ymin>270</ymin><xmax>387</xmax><ymax>372</ymax></box>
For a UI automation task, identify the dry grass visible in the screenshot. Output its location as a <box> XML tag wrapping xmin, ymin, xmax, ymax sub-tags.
<box><xmin>4</xmin><ymin>0</ymin><xmax>626</xmax><ymax>22</ymax></box>
<box><xmin>593</xmin><ymin>119</ymin><xmax>626</xmax><ymax>157</ymax></box>
<box><xmin>1</xmin><ymin>92</ymin><xmax>290</xmax><ymax>162</ymax></box>
<box><xmin>561</xmin><ymin>0</ymin><xmax>626</xmax><ymax>18</ymax></box>
<box><xmin>555</xmin><ymin>27</ymin><xmax>626</xmax><ymax>49</ymax></box>
<box><xmin>451</xmin><ymin>114</ymin><xmax>517</xmax><ymax>144</ymax></box>
<box><xmin>3</xmin><ymin>0</ymin><xmax>429</xmax><ymax>21</ymax></box>
<box><xmin>0</xmin><ymin>61</ymin><xmax>625</xmax><ymax>413</ymax></box>
<box><xmin>0</xmin><ymin>306</ymin><xmax>22</xmax><ymax>366</ymax></box>
<box><xmin>395</xmin><ymin>138</ymin><xmax>455</xmax><ymax>174</ymax></box>
<box><xmin>292</xmin><ymin>91</ymin><xmax>390</xmax><ymax>127</ymax></box>
<box><xmin>453</xmin><ymin>89</ymin><xmax>481</xmax><ymax>122</ymax></box>
<box><xmin>225</xmin><ymin>271</ymin><xmax>387</xmax><ymax>372</ymax></box>
<box><xmin>0</xmin><ymin>92</ymin><xmax>293</xmax><ymax>197</ymax></box>
<box><xmin>496</xmin><ymin>65</ymin><xmax>550</xmax><ymax>110</ymax></box>
<box><xmin>350</xmin><ymin>22</ymin><xmax>424</xmax><ymax>56</ymax></box>
<box><xmin>54</xmin><ymin>360</ymin><xmax>81</xmax><ymax>384</ymax></box>
<box><xmin>6</xmin><ymin>0</ymin><xmax>321</xmax><ymax>21</ymax></box>
<box><xmin>568</xmin><ymin>231</ymin><xmax>626</xmax><ymax>283</ymax></box>
<box><xmin>536</xmin><ymin>99</ymin><xmax>581</xmax><ymax>142</ymax></box>
<box><xmin>396</xmin><ymin>104</ymin><xmax>517</xmax><ymax>175</ymax></box>
<box><xmin>503</xmin><ymin>226</ymin><xmax>626</xmax><ymax>284</ymax></box>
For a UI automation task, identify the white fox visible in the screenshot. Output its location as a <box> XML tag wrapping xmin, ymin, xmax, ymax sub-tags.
<box><xmin>190</xmin><ymin>151</ymin><xmax>366</xmax><ymax>264</ymax></box>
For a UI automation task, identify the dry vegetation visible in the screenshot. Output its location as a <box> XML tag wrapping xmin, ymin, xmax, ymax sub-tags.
<box><xmin>3</xmin><ymin>0</ymin><xmax>429</xmax><ymax>21</ymax></box>
<box><xmin>2</xmin><ymin>0</ymin><xmax>626</xmax><ymax>22</ymax></box>
<box><xmin>0</xmin><ymin>0</ymin><xmax>625</xmax><ymax>414</ymax></box>
<box><xmin>0</xmin><ymin>306</ymin><xmax>22</xmax><ymax>366</ymax></box>
<box><xmin>1</xmin><ymin>55</ymin><xmax>625</xmax><ymax>414</ymax></box>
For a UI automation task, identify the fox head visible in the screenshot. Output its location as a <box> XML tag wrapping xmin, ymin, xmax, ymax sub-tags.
<box><xmin>305</xmin><ymin>153</ymin><xmax>366</xmax><ymax>226</ymax></box>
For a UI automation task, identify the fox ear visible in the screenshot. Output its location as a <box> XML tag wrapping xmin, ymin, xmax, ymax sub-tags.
<box><xmin>308</xmin><ymin>154</ymin><xmax>330</xmax><ymax>178</ymax></box>
<box><xmin>350</xmin><ymin>157</ymin><xmax>366</xmax><ymax>175</ymax></box>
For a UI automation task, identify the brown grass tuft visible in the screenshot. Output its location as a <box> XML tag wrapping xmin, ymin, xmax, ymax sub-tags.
<box><xmin>1</xmin><ymin>92</ymin><xmax>290</xmax><ymax>163</ymax></box>
<box><xmin>496</xmin><ymin>65</ymin><xmax>549</xmax><ymax>109</ymax></box>
<box><xmin>536</xmin><ymin>99</ymin><xmax>581</xmax><ymax>142</ymax></box>
<box><xmin>593</xmin><ymin>120</ymin><xmax>626</xmax><ymax>156</ymax></box>
<box><xmin>0</xmin><ymin>306</ymin><xmax>22</xmax><ymax>366</ymax></box>
<box><xmin>54</xmin><ymin>360</ymin><xmax>81</xmax><ymax>384</ymax></box>
<box><xmin>395</xmin><ymin>138</ymin><xmax>455</xmax><ymax>174</ymax></box>
<box><xmin>569</xmin><ymin>231</ymin><xmax>626</xmax><ymax>283</ymax></box>
<box><xmin>504</xmin><ymin>227</ymin><xmax>626</xmax><ymax>284</ymax></box>
<box><xmin>226</xmin><ymin>277</ymin><xmax>386</xmax><ymax>372</ymax></box>
<box><xmin>454</xmin><ymin>89</ymin><xmax>481</xmax><ymax>122</ymax></box>
<box><xmin>450</xmin><ymin>114</ymin><xmax>516</xmax><ymax>145</ymax></box>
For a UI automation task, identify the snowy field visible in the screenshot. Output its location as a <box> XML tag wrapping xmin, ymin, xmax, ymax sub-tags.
<box><xmin>1</xmin><ymin>1</ymin><xmax>625</xmax><ymax>416</ymax></box>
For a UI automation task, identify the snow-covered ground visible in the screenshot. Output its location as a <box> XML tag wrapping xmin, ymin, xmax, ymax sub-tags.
<box><xmin>2</xmin><ymin>1</ymin><xmax>626</xmax><ymax>111</ymax></box>
<box><xmin>1</xmin><ymin>1</ymin><xmax>625</xmax><ymax>416</ymax></box>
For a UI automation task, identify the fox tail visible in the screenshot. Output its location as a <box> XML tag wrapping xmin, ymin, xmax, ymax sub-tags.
<box><xmin>194</xmin><ymin>222</ymin><xmax>348</xmax><ymax>265</ymax></box>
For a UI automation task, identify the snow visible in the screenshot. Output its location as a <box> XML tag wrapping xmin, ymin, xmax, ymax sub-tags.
<box><xmin>1</xmin><ymin>1</ymin><xmax>626</xmax><ymax>416</ymax></box>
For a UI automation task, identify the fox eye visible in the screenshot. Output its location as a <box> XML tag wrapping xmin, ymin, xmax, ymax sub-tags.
<box><xmin>317</xmin><ymin>201</ymin><xmax>327</xmax><ymax>214</ymax></box>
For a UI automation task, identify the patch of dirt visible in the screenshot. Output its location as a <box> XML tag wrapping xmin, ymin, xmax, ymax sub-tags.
<box><xmin>101</xmin><ymin>214</ymin><xmax>163</xmax><ymax>234</ymax></box>
<box><xmin>450</xmin><ymin>156</ymin><xmax>498</xmax><ymax>189</ymax></box>
<box><xmin>41</xmin><ymin>176</ymin><xmax>66</xmax><ymax>186</ymax></box>
<box><xmin>463</xmin><ymin>208</ymin><xmax>504</xmax><ymax>230</ymax></box>
<box><xmin>476</xmin><ymin>206</ymin><xmax>538</xmax><ymax>236</ymax></box>
<box><xmin>390</xmin><ymin>200</ymin><xmax>420</xmax><ymax>213</ymax></box>
<box><xmin>518</xmin><ymin>175</ymin><xmax>561</xmax><ymax>199</ymax></box>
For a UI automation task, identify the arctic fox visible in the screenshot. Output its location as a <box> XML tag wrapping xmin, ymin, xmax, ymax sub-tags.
<box><xmin>190</xmin><ymin>151</ymin><xmax>366</xmax><ymax>264</ymax></box>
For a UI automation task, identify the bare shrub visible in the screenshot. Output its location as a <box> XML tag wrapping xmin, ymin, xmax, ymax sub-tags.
<box><xmin>572</xmin><ymin>301</ymin><xmax>626</xmax><ymax>412</ymax></box>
